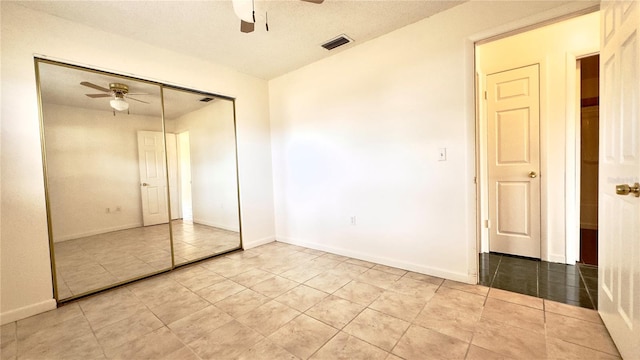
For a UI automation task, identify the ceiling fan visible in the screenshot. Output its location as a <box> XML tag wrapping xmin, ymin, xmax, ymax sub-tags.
<box><xmin>233</xmin><ymin>0</ymin><xmax>324</xmax><ymax>33</ymax></box>
<box><xmin>80</xmin><ymin>81</ymin><xmax>149</xmax><ymax>113</ymax></box>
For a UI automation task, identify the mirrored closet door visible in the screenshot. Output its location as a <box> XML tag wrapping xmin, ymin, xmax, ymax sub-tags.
<box><xmin>163</xmin><ymin>87</ymin><xmax>241</xmax><ymax>265</ymax></box>
<box><xmin>36</xmin><ymin>59</ymin><xmax>242</xmax><ymax>302</ymax></box>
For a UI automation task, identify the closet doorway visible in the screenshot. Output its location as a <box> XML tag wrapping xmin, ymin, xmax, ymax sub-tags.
<box><xmin>36</xmin><ymin>59</ymin><xmax>243</xmax><ymax>302</ymax></box>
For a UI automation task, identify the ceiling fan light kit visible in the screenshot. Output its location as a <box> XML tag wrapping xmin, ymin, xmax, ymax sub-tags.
<box><xmin>109</xmin><ymin>83</ymin><xmax>129</xmax><ymax>111</ymax></box>
<box><xmin>110</xmin><ymin>97</ymin><xmax>129</xmax><ymax>111</ymax></box>
<box><xmin>232</xmin><ymin>0</ymin><xmax>253</xmax><ymax>23</ymax></box>
<box><xmin>81</xmin><ymin>81</ymin><xmax>149</xmax><ymax>114</ymax></box>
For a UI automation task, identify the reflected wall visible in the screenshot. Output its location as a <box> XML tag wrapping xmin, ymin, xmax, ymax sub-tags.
<box><xmin>164</xmin><ymin>88</ymin><xmax>241</xmax><ymax>265</ymax></box>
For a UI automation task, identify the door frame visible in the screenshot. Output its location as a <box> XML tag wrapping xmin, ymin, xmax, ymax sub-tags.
<box><xmin>568</xmin><ymin>51</ymin><xmax>601</xmax><ymax>265</ymax></box>
<box><xmin>465</xmin><ymin>4</ymin><xmax>601</xmax><ymax>284</ymax></box>
<box><xmin>473</xmin><ymin>11</ymin><xmax>600</xmax><ymax>266</ymax></box>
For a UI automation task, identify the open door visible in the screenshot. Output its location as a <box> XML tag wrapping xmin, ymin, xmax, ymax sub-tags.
<box><xmin>598</xmin><ymin>1</ymin><xmax>640</xmax><ymax>358</ymax></box>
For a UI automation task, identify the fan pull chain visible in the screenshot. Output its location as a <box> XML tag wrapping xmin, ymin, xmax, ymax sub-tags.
<box><xmin>252</xmin><ymin>0</ymin><xmax>255</xmax><ymax>23</ymax></box>
<box><xmin>266</xmin><ymin>12</ymin><xmax>269</xmax><ymax>31</ymax></box>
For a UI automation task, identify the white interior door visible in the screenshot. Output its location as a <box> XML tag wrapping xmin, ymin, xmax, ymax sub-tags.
<box><xmin>137</xmin><ymin>131</ymin><xmax>169</xmax><ymax>226</ymax></box>
<box><xmin>486</xmin><ymin>64</ymin><xmax>541</xmax><ymax>258</ymax></box>
<box><xmin>598</xmin><ymin>2</ymin><xmax>640</xmax><ymax>358</ymax></box>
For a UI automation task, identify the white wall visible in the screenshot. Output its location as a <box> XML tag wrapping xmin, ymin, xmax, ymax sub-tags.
<box><xmin>269</xmin><ymin>1</ymin><xmax>598</xmax><ymax>282</ymax></box>
<box><xmin>168</xmin><ymin>100</ymin><xmax>240</xmax><ymax>231</ymax></box>
<box><xmin>0</xmin><ymin>2</ymin><xmax>275</xmax><ymax>324</ymax></box>
<box><xmin>476</xmin><ymin>12</ymin><xmax>600</xmax><ymax>263</ymax></box>
<box><xmin>43</xmin><ymin>103</ymin><xmax>162</xmax><ymax>241</ymax></box>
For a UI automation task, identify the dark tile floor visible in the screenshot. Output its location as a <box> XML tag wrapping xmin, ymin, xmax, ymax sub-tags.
<box><xmin>479</xmin><ymin>252</ymin><xmax>599</xmax><ymax>309</ymax></box>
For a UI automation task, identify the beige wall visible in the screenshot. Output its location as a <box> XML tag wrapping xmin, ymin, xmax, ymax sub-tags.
<box><xmin>476</xmin><ymin>12</ymin><xmax>600</xmax><ymax>263</ymax></box>
<box><xmin>168</xmin><ymin>100</ymin><xmax>240</xmax><ymax>232</ymax></box>
<box><xmin>1</xmin><ymin>3</ymin><xmax>275</xmax><ymax>324</ymax></box>
<box><xmin>43</xmin><ymin>103</ymin><xmax>161</xmax><ymax>241</ymax></box>
<box><xmin>269</xmin><ymin>1</ymin><xmax>599</xmax><ymax>281</ymax></box>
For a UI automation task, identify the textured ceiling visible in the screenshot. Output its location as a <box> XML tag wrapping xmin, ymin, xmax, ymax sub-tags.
<box><xmin>38</xmin><ymin>60</ymin><xmax>229</xmax><ymax>118</ymax></box>
<box><xmin>18</xmin><ymin>0</ymin><xmax>467</xmax><ymax>80</ymax></box>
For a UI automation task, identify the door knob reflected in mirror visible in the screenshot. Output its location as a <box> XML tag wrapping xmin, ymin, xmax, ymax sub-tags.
<box><xmin>616</xmin><ymin>183</ymin><xmax>640</xmax><ymax>197</ymax></box>
<box><xmin>528</xmin><ymin>171</ymin><xmax>537</xmax><ymax>178</ymax></box>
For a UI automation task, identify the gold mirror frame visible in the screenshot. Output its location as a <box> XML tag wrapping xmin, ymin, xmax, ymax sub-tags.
<box><xmin>35</xmin><ymin>58</ymin><xmax>243</xmax><ymax>303</ymax></box>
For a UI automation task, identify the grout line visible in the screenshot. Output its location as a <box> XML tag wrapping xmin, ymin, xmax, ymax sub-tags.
<box><xmin>306</xmin><ymin>328</ymin><xmax>341</xmax><ymax>359</ymax></box>
<box><xmin>536</xmin><ymin>259</ymin><xmax>540</xmax><ymax>298</ymax></box>
<box><xmin>542</xmin><ymin>293</ymin><xmax>547</xmax><ymax>324</ymax></box>
<box><xmin>577</xmin><ymin>263</ymin><xmax>598</xmax><ymax>310</ymax></box>
<box><xmin>10</xmin><ymin>318</ymin><xmax>19</xmax><ymax>359</ymax></box>
<box><xmin>489</xmin><ymin>254</ymin><xmax>501</xmax><ymax>288</ymax></box>
<box><xmin>463</xmin><ymin>333</ymin><xmax>476</xmax><ymax>359</ymax></box>
<box><xmin>387</xmin><ymin>308</ymin><xmax>413</xmax><ymax>356</ymax></box>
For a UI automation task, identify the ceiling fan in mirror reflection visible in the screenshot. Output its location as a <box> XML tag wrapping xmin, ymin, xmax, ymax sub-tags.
<box><xmin>232</xmin><ymin>0</ymin><xmax>323</xmax><ymax>33</ymax></box>
<box><xmin>80</xmin><ymin>81</ymin><xmax>149</xmax><ymax>115</ymax></box>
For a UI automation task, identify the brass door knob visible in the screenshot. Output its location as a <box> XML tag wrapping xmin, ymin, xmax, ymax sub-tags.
<box><xmin>616</xmin><ymin>183</ymin><xmax>640</xmax><ymax>197</ymax></box>
<box><xmin>141</xmin><ymin>182</ymin><xmax>150</xmax><ymax>187</ymax></box>
<box><xmin>528</xmin><ymin>171</ymin><xmax>537</xmax><ymax>178</ymax></box>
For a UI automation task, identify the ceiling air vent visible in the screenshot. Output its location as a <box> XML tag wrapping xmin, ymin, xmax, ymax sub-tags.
<box><xmin>200</xmin><ymin>97</ymin><xmax>215</xmax><ymax>102</ymax></box>
<box><xmin>321</xmin><ymin>34</ymin><xmax>353</xmax><ymax>51</ymax></box>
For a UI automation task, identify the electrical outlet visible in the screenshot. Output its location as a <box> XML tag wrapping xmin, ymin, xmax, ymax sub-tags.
<box><xmin>116</xmin><ymin>206</ymin><xmax>121</xmax><ymax>212</ymax></box>
<box><xmin>350</xmin><ymin>216</ymin><xmax>357</xmax><ymax>225</ymax></box>
<box><xmin>106</xmin><ymin>208</ymin><xmax>111</xmax><ymax>213</ymax></box>
<box><xmin>438</xmin><ymin>148</ymin><xmax>447</xmax><ymax>161</ymax></box>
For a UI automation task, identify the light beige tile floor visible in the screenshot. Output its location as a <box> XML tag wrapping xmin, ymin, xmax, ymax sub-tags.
<box><xmin>1</xmin><ymin>242</ymin><xmax>621</xmax><ymax>360</ymax></box>
<box><xmin>54</xmin><ymin>221</ymin><xmax>240</xmax><ymax>299</ymax></box>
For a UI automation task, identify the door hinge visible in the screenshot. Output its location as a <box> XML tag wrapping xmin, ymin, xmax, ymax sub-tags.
<box><xmin>484</xmin><ymin>220</ymin><xmax>490</xmax><ymax>228</ymax></box>
<box><xmin>484</xmin><ymin>91</ymin><xmax>487</xmax><ymax>100</ymax></box>
<box><xmin>473</xmin><ymin>176</ymin><xmax>477</xmax><ymax>184</ymax></box>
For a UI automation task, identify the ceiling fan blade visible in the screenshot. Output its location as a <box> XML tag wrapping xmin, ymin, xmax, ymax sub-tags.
<box><xmin>300</xmin><ymin>0</ymin><xmax>324</xmax><ymax>3</ymax></box>
<box><xmin>240</xmin><ymin>20</ymin><xmax>254</xmax><ymax>33</ymax></box>
<box><xmin>127</xmin><ymin>96</ymin><xmax>150</xmax><ymax>104</ymax></box>
<box><xmin>127</xmin><ymin>93</ymin><xmax>148</xmax><ymax>96</ymax></box>
<box><xmin>85</xmin><ymin>93</ymin><xmax>112</xmax><ymax>98</ymax></box>
<box><xmin>80</xmin><ymin>81</ymin><xmax>111</xmax><ymax>93</ymax></box>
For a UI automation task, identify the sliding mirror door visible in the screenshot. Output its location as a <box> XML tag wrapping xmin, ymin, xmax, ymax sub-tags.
<box><xmin>162</xmin><ymin>87</ymin><xmax>242</xmax><ymax>265</ymax></box>
<box><xmin>37</xmin><ymin>60</ymin><xmax>172</xmax><ymax>300</ymax></box>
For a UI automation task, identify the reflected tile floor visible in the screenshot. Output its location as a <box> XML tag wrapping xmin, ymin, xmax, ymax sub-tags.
<box><xmin>1</xmin><ymin>242</ymin><xmax>619</xmax><ymax>359</ymax></box>
<box><xmin>479</xmin><ymin>252</ymin><xmax>599</xmax><ymax>309</ymax></box>
<box><xmin>54</xmin><ymin>221</ymin><xmax>240</xmax><ymax>299</ymax></box>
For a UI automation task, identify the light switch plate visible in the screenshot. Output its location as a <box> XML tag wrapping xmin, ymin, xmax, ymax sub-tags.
<box><xmin>438</xmin><ymin>148</ymin><xmax>447</xmax><ymax>161</ymax></box>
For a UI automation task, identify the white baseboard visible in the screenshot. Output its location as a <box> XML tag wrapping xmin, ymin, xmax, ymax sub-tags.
<box><xmin>0</xmin><ymin>299</ymin><xmax>57</xmax><ymax>325</ymax></box>
<box><xmin>276</xmin><ymin>236</ymin><xmax>472</xmax><ymax>284</ymax></box>
<box><xmin>547</xmin><ymin>253</ymin><xmax>568</xmax><ymax>264</ymax></box>
<box><xmin>193</xmin><ymin>219</ymin><xmax>240</xmax><ymax>233</ymax></box>
<box><xmin>243</xmin><ymin>236</ymin><xmax>275</xmax><ymax>250</ymax></box>
<box><xmin>464</xmin><ymin>272</ymin><xmax>478</xmax><ymax>285</ymax></box>
<box><xmin>54</xmin><ymin>223</ymin><xmax>142</xmax><ymax>242</ymax></box>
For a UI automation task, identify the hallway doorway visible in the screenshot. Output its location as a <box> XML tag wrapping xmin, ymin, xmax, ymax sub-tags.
<box><xmin>578</xmin><ymin>55</ymin><xmax>600</xmax><ymax>266</ymax></box>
